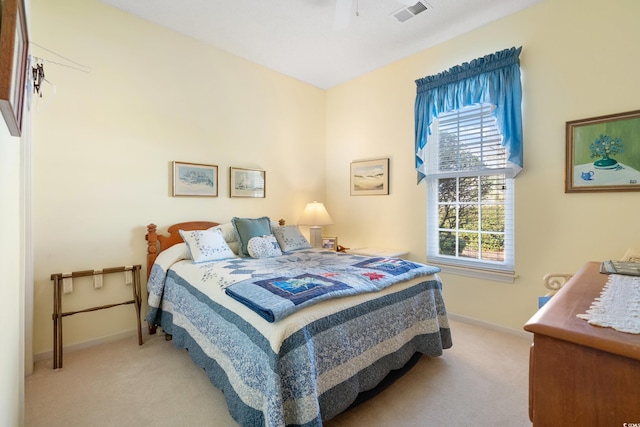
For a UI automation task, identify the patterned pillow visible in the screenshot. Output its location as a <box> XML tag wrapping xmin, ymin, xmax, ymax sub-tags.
<box><xmin>247</xmin><ymin>235</ymin><xmax>283</xmax><ymax>258</ymax></box>
<box><xmin>232</xmin><ymin>216</ymin><xmax>273</xmax><ymax>257</ymax></box>
<box><xmin>214</xmin><ymin>223</ymin><xmax>240</xmax><ymax>254</ymax></box>
<box><xmin>179</xmin><ymin>227</ymin><xmax>237</xmax><ymax>263</ymax></box>
<box><xmin>273</xmin><ymin>225</ymin><xmax>312</xmax><ymax>252</ymax></box>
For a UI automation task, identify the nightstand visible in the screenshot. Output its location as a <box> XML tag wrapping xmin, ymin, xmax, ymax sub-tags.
<box><xmin>349</xmin><ymin>247</ymin><xmax>408</xmax><ymax>259</ymax></box>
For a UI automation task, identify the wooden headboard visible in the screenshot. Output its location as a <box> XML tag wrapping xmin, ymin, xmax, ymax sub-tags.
<box><xmin>146</xmin><ymin>221</ymin><xmax>219</xmax><ymax>277</ymax></box>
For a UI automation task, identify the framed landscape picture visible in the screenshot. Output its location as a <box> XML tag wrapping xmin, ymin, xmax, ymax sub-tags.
<box><xmin>172</xmin><ymin>161</ymin><xmax>218</xmax><ymax>197</ymax></box>
<box><xmin>230</xmin><ymin>167</ymin><xmax>265</xmax><ymax>198</ymax></box>
<box><xmin>566</xmin><ymin>110</ymin><xmax>640</xmax><ymax>193</ymax></box>
<box><xmin>350</xmin><ymin>158</ymin><xmax>389</xmax><ymax>196</ymax></box>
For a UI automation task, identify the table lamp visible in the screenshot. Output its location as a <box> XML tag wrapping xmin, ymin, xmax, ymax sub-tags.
<box><xmin>298</xmin><ymin>201</ymin><xmax>333</xmax><ymax>248</ymax></box>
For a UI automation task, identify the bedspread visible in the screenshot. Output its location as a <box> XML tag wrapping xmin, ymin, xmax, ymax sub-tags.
<box><xmin>225</xmin><ymin>251</ymin><xmax>441</xmax><ymax>322</ymax></box>
<box><xmin>146</xmin><ymin>248</ymin><xmax>451</xmax><ymax>427</ymax></box>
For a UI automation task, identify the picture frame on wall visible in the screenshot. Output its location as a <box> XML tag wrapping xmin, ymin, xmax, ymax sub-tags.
<box><xmin>566</xmin><ymin>110</ymin><xmax>640</xmax><ymax>193</ymax></box>
<box><xmin>0</xmin><ymin>0</ymin><xmax>29</xmax><ymax>136</ymax></box>
<box><xmin>350</xmin><ymin>158</ymin><xmax>389</xmax><ymax>196</ymax></box>
<box><xmin>172</xmin><ymin>161</ymin><xmax>218</xmax><ymax>197</ymax></box>
<box><xmin>321</xmin><ymin>236</ymin><xmax>338</xmax><ymax>251</ymax></box>
<box><xmin>230</xmin><ymin>167</ymin><xmax>266</xmax><ymax>198</ymax></box>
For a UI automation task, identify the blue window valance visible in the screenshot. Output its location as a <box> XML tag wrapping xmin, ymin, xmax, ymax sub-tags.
<box><xmin>414</xmin><ymin>47</ymin><xmax>523</xmax><ymax>183</ymax></box>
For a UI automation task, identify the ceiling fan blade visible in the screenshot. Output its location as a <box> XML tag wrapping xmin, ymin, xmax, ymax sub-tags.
<box><xmin>332</xmin><ymin>0</ymin><xmax>353</xmax><ymax>31</ymax></box>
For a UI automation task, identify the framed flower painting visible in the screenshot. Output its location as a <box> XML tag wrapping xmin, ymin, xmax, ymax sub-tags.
<box><xmin>566</xmin><ymin>110</ymin><xmax>640</xmax><ymax>192</ymax></box>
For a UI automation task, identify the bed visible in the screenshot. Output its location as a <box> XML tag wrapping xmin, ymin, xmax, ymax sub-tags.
<box><xmin>145</xmin><ymin>219</ymin><xmax>451</xmax><ymax>427</ymax></box>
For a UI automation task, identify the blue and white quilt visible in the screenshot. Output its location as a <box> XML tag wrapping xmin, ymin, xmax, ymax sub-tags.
<box><xmin>146</xmin><ymin>246</ymin><xmax>451</xmax><ymax>427</ymax></box>
<box><xmin>224</xmin><ymin>251</ymin><xmax>440</xmax><ymax>322</ymax></box>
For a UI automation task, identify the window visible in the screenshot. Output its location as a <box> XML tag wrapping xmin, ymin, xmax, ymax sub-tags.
<box><xmin>414</xmin><ymin>47</ymin><xmax>522</xmax><ymax>280</ymax></box>
<box><xmin>425</xmin><ymin>104</ymin><xmax>514</xmax><ymax>278</ymax></box>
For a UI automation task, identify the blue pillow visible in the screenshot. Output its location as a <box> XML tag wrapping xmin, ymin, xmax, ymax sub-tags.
<box><xmin>231</xmin><ymin>216</ymin><xmax>273</xmax><ymax>257</ymax></box>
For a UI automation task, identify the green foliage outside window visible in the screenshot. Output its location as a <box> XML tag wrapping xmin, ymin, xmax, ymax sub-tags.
<box><xmin>436</xmin><ymin>132</ymin><xmax>506</xmax><ymax>259</ymax></box>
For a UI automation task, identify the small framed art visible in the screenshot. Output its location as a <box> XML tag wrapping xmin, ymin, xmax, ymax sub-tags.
<box><xmin>566</xmin><ymin>110</ymin><xmax>640</xmax><ymax>193</ymax></box>
<box><xmin>0</xmin><ymin>0</ymin><xmax>29</xmax><ymax>136</ymax></box>
<box><xmin>350</xmin><ymin>158</ymin><xmax>389</xmax><ymax>196</ymax></box>
<box><xmin>321</xmin><ymin>236</ymin><xmax>338</xmax><ymax>251</ymax></box>
<box><xmin>230</xmin><ymin>167</ymin><xmax>266</xmax><ymax>198</ymax></box>
<box><xmin>172</xmin><ymin>161</ymin><xmax>218</xmax><ymax>197</ymax></box>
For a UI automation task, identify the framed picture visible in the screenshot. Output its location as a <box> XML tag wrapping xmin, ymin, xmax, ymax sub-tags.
<box><xmin>321</xmin><ymin>236</ymin><xmax>338</xmax><ymax>251</ymax></box>
<box><xmin>0</xmin><ymin>0</ymin><xmax>29</xmax><ymax>136</ymax></box>
<box><xmin>230</xmin><ymin>167</ymin><xmax>265</xmax><ymax>198</ymax></box>
<box><xmin>172</xmin><ymin>161</ymin><xmax>218</xmax><ymax>197</ymax></box>
<box><xmin>566</xmin><ymin>110</ymin><xmax>640</xmax><ymax>193</ymax></box>
<box><xmin>350</xmin><ymin>158</ymin><xmax>389</xmax><ymax>196</ymax></box>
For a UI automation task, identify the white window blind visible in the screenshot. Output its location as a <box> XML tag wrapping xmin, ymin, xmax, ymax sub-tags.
<box><xmin>426</xmin><ymin>103</ymin><xmax>514</xmax><ymax>275</ymax></box>
<box><xmin>425</xmin><ymin>104</ymin><xmax>515</xmax><ymax>178</ymax></box>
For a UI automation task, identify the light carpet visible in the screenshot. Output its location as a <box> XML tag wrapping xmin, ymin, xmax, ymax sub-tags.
<box><xmin>25</xmin><ymin>318</ymin><xmax>532</xmax><ymax>426</ymax></box>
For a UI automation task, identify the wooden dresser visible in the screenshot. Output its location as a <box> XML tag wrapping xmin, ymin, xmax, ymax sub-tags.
<box><xmin>524</xmin><ymin>262</ymin><xmax>640</xmax><ymax>426</ymax></box>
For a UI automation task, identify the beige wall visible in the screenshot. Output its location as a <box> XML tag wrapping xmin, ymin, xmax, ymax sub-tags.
<box><xmin>28</xmin><ymin>0</ymin><xmax>640</xmax><ymax>361</ymax></box>
<box><xmin>0</xmin><ymin>124</ymin><xmax>24</xmax><ymax>427</ymax></box>
<box><xmin>30</xmin><ymin>0</ymin><xmax>326</xmax><ymax>355</ymax></box>
<box><xmin>325</xmin><ymin>0</ymin><xmax>640</xmax><ymax>330</ymax></box>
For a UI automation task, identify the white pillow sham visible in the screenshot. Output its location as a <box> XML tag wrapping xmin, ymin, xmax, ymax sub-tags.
<box><xmin>153</xmin><ymin>242</ymin><xmax>190</xmax><ymax>267</ymax></box>
<box><xmin>215</xmin><ymin>222</ymin><xmax>240</xmax><ymax>254</ymax></box>
<box><xmin>179</xmin><ymin>227</ymin><xmax>237</xmax><ymax>263</ymax></box>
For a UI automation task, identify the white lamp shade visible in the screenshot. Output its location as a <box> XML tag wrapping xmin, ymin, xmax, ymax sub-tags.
<box><xmin>298</xmin><ymin>201</ymin><xmax>333</xmax><ymax>226</ymax></box>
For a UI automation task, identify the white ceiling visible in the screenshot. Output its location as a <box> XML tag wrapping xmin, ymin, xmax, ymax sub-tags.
<box><xmin>98</xmin><ymin>0</ymin><xmax>541</xmax><ymax>89</ymax></box>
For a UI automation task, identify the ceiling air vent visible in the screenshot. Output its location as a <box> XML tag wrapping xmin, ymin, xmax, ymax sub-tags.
<box><xmin>392</xmin><ymin>1</ymin><xmax>428</xmax><ymax>23</ymax></box>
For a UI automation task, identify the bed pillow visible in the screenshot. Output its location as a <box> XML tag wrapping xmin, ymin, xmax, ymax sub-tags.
<box><xmin>214</xmin><ymin>222</ymin><xmax>237</xmax><ymax>243</ymax></box>
<box><xmin>231</xmin><ymin>216</ymin><xmax>273</xmax><ymax>257</ymax></box>
<box><xmin>247</xmin><ymin>235</ymin><xmax>283</xmax><ymax>258</ymax></box>
<box><xmin>273</xmin><ymin>225</ymin><xmax>312</xmax><ymax>252</ymax></box>
<box><xmin>154</xmin><ymin>242</ymin><xmax>190</xmax><ymax>266</ymax></box>
<box><xmin>179</xmin><ymin>227</ymin><xmax>237</xmax><ymax>263</ymax></box>
<box><xmin>214</xmin><ymin>222</ymin><xmax>239</xmax><ymax>254</ymax></box>
<box><xmin>227</xmin><ymin>241</ymin><xmax>240</xmax><ymax>255</ymax></box>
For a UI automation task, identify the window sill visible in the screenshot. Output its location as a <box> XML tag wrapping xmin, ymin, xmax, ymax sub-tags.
<box><xmin>428</xmin><ymin>261</ymin><xmax>518</xmax><ymax>283</ymax></box>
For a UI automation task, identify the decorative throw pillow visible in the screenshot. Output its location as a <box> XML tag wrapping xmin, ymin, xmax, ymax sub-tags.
<box><xmin>273</xmin><ymin>225</ymin><xmax>312</xmax><ymax>252</ymax></box>
<box><xmin>214</xmin><ymin>222</ymin><xmax>239</xmax><ymax>254</ymax></box>
<box><xmin>247</xmin><ymin>235</ymin><xmax>283</xmax><ymax>258</ymax></box>
<box><xmin>179</xmin><ymin>227</ymin><xmax>237</xmax><ymax>263</ymax></box>
<box><xmin>231</xmin><ymin>216</ymin><xmax>273</xmax><ymax>257</ymax></box>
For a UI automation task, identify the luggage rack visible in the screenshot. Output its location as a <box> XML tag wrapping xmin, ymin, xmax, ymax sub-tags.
<box><xmin>50</xmin><ymin>265</ymin><xmax>142</xmax><ymax>369</ymax></box>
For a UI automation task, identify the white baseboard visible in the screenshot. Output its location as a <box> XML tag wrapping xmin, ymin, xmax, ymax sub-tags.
<box><xmin>33</xmin><ymin>329</ymin><xmax>139</xmax><ymax>363</ymax></box>
<box><xmin>448</xmin><ymin>312</ymin><xmax>532</xmax><ymax>340</ymax></box>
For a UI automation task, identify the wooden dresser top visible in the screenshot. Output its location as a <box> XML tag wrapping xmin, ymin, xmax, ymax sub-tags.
<box><xmin>524</xmin><ymin>261</ymin><xmax>640</xmax><ymax>361</ymax></box>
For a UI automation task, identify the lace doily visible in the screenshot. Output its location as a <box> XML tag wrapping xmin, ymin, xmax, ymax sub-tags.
<box><xmin>576</xmin><ymin>274</ymin><xmax>640</xmax><ymax>334</ymax></box>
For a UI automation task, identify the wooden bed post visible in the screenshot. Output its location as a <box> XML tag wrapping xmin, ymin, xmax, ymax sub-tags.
<box><xmin>146</xmin><ymin>223</ymin><xmax>158</xmax><ymax>277</ymax></box>
<box><xmin>145</xmin><ymin>223</ymin><xmax>158</xmax><ymax>335</ymax></box>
